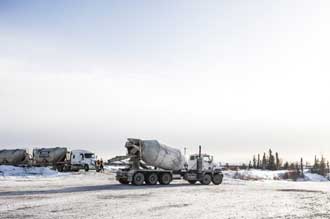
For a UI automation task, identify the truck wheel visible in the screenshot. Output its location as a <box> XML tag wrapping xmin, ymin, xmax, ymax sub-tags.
<box><xmin>84</xmin><ymin>165</ymin><xmax>89</xmax><ymax>172</ymax></box>
<box><xmin>188</xmin><ymin>180</ymin><xmax>197</xmax><ymax>184</ymax></box>
<box><xmin>146</xmin><ymin>173</ymin><xmax>158</xmax><ymax>185</ymax></box>
<box><xmin>133</xmin><ymin>172</ymin><xmax>145</xmax><ymax>186</ymax></box>
<box><xmin>212</xmin><ymin>174</ymin><xmax>223</xmax><ymax>185</ymax></box>
<box><xmin>200</xmin><ymin>174</ymin><xmax>211</xmax><ymax>185</ymax></box>
<box><xmin>159</xmin><ymin>173</ymin><xmax>172</xmax><ymax>185</ymax></box>
<box><xmin>119</xmin><ymin>178</ymin><xmax>129</xmax><ymax>184</ymax></box>
<box><xmin>57</xmin><ymin>165</ymin><xmax>64</xmax><ymax>172</ymax></box>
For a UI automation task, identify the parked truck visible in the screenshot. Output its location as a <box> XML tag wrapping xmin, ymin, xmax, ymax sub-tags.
<box><xmin>109</xmin><ymin>138</ymin><xmax>223</xmax><ymax>186</ymax></box>
<box><xmin>0</xmin><ymin>149</ymin><xmax>29</xmax><ymax>165</ymax></box>
<box><xmin>0</xmin><ymin>147</ymin><xmax>97</xmax><ymax>172</ymax></box>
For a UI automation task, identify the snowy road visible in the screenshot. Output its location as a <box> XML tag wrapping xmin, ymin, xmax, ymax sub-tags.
<box><xmin>1</xmin><ymin>171</ymin><xmax>330</xmax><ymax>219</ymax></box>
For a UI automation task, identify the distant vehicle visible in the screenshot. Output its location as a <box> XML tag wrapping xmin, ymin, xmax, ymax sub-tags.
<box><xmin>0</xmin><ymin>147</ymin><xmax>97</xmax><ymax>172</ymax></box>
<box><xmin>109</xmin><ymin>138</ymin><xmax>223</xmax><ymax>185</ymax></box>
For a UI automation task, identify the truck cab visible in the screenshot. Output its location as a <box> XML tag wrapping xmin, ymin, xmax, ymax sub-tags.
<box><xmin>70</xmin><ymin>150</ymin><xmax>96</xmax><ymax>171</ymax></box>
<box><xmin>187</xmin><ymin>154</ymin><xmax>217</xmax><ymax>171</ymax></box>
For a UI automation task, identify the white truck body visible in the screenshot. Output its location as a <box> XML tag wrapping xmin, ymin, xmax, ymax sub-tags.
<box><xmin>114</xmin><ymin>138</ymin><xmax>223</xmax><ymax>186</ymax></box>
<box><xmin>69</xmin><ymin>149</ymin><xmax>97</xmax><ymax>171</ymax></box>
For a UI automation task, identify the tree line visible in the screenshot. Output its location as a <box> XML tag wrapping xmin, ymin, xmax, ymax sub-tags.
<box><xmin>243</xmin><ymin>149</ymin><xmax>330</xmax><ymax>178</ymax></box>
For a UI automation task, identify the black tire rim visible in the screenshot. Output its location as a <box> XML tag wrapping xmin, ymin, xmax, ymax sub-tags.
<box><xmin>134</xmin><ymin>173</ymin><xmax>144</xmax><ymax>185</ymax></box>
<box><xmin>161</xmin><ymin>174</ymin><xmax>171</xmax><ymax>184</ymax></box>
<box><xmin>203</xmin><ymin>175</ymin><xmax>211</xmax><ymax>185</ymax></box>
<box><xmin>212</xmin><ymin>174</ymin><xmax>223</xmax><ymax>184</ymax></box>
<box><xmin>148</xmin><ymin>174</ymin><xmax>158</xmax><ymax>184</ymax></box>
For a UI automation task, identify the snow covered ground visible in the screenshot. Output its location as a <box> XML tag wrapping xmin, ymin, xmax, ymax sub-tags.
<box><xmin>0</xmin><ymin>165</ymin><xmax>69</xmax><ymax>178</ymax></box>
<box><xmin>223</xmin><ymin>169</ymin><xmax>330</xmax><ymax>182</ymax></box>
<box><xmin>1</xmin><ymin>167</ymin><xmax>330</xmax><ymax>219</ymax></box>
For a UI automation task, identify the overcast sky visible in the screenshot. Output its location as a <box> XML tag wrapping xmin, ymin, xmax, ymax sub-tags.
<box><xmin>1</xmin><ymin>1</ymin><xmax>330</xmax><ymax>163</ymax></box>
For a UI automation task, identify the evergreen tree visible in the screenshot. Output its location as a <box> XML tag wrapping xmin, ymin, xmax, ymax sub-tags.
<box><xmin>327</xmin><ymin>161</ymin><xmax>330</xmax><ymax>180</ymax></box>
<box><xmin>320</xmin><ymin>156</ymin><xmax>326</xmax><ymax>176</ymax></box>
<box><xmin>262</xmin><ymin>153</ymin><xmax>267</xmax><ymax>170</ymax></box>
<box><xmin>268</xmin><ymin>149</ymin><xmax>275</xmax><ymax>170</ymax></box>
<box><xmin>300</xmin><ymin>157</ymin><xmax>304</xmax><ymax>177</ymax></box>
<box><xmin>295</xmin><ymin>162</ymin><xmax>300</xmax><ymax>176</ymax></box>
<box><xmin>248</xmin><ymin>161</ymin><xmax>252</xmax><ymax>169</ymax></box>
<box><xmin>275</xmin><ymin>152</ymin><xmax>280</xmax><ymax>170</ymax></box>
<box><xmin>253</xmin><ymin>155</ymin><xmax>256</xmax><ymax>169</ymax></box>
<box><xmin>289</xmin><ymin>162</ymin><xmax>295</xmax><ymax>170</ymax></box>
<box><xmin>257</xmin><ymin>154</ymin><xmax>260</xmax><ymax>169</ymax></box>
<box><xmin>314</xmin><ymin>155</ymin><xmax>320</xmax><ymax>169</ymax></box>
<box><xmin>283</xmin><ymin>161</ymin><xmax>289</xmax><ymax>170</ymax></box>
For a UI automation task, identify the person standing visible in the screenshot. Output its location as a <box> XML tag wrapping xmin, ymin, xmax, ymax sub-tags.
<box><xmin>100</xmin><ymin>159</ymin><xmax>104</xmax><ymax>172</ymax></box>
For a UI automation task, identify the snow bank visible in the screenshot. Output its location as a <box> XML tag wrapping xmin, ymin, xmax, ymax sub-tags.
<box><xmin>302</xmin><ymin>173</ymin><xmax>329</xmax><ymax>182</ymax></box>
<box><xmin>224</xmin><ymin>169</ymin><xmax>287</xmax><ymax>181</ymax></box>
<box><xmin>224</xmin><ymin>169</ymin><xmax>330</xmax><ymax>182</ymax></box>
<box><xmin>0</xmin><ymin>165</ymin><xmax>65</xmax><ymax>178</ymax></box>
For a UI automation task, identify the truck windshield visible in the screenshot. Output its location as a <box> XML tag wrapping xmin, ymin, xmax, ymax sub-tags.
<box><xmin>84</xmin><ymin>153</ymin><xmax>95</xmax><ymax>158</ymax></box>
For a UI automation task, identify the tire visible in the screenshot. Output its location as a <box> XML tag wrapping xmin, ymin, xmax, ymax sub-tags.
<box><xmin>146</xmin><ymin>173</ymin><xmax>158</xmax><ymax>185</ymax></box>
<box><xmin>159</xmin><ymin>173</ymin><xmax>172</xmax><ymax>185</ymax></box>
<box><xmin>57</xmin><ymin>165</ymin><xmax>64</xmax><ymax>172</ymax></box>
<box><xmin>133</xmin><ymin>172</ymin><xmax>145</xmax><ymax>186</ymax></box>
<box><xmin>84</xmin><ymin>165</ymin><xmax>89</xmax><ymax>172</ymax></box>
<box><xmin>212</xmin><ymin>173</ymin><xmax>223</xmax><ymax>185</ymax></box>
<box><xmin>200</xmin><ymin>174</ymin><xmax>212</xmax><ymax>185</ymax></box>
<box><xmin>119</xmin><ymin>178</ymin><xmax>129</xmax><ymax>184</ymax></box>
<box><xmin>188</xmin><ymin>180</ymin><xmax>197</xmax><ymax>184</ymax></box>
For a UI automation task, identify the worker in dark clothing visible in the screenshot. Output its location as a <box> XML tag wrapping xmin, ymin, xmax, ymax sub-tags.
<box><xmin>100</xmin><ymin>159</ymin><xmax>104</xmax><ymax>172</ymax></box>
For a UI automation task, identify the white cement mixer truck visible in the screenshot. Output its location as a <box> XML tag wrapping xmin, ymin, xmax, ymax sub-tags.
<box><xmin>0</xmin><ymin>148</ymin><xmax>97</xmax><ymax>172</ymax></box>
<box><xmin>109</xmin><ymin>138</ymin><xmax>223</xmax><ymax>186</ymax></box>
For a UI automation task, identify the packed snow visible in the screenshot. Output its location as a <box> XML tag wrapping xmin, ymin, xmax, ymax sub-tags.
<box><xmin>0</xmin><ymin>167</ymin><xmax>330</xmax><ymax>218</ymax></box>
<box><xmin>1</xmin><ymin>170</ymin><xmax>330</xmax><ymax>219</ymax></box>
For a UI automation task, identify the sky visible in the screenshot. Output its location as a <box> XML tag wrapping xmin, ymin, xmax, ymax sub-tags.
<box><xmin>1</xmin><ymin>0</ymin><xmax>330</xmax><ymax>164</ymax></box>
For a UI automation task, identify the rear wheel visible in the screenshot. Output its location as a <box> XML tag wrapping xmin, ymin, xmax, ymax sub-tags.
<box><xmin>133</xmin><ymin>172</ymin><xmax>145</xmax><ymax>186</ymax></box>
<box><xmin>146</xmin><ymin>173</ymin><xmax>158</xmax><ymax>185</ymax></box>
<box><xmin>212</xmin><ymin>173</ymin><xmax>223</xmax><ymax>185</ymax></box>
<box><xmin>119</xmin><ymin>178</ymin><xmax>129</xmax><ymax>184</ymax></box>
<box><xmin>200</xmin><ymin>174</ymin><xmax>211</xmax><ymax>185</ymax></box>
<box><xmin>188</xmin><ymin>180</ymin><xmax>197</xmax><ymax>184</ymax></box>
<box><xmin>159</xmin><ymin>173</ymin><xmax>172</xmax><ymax>185</ymax></box>
<box><xmin>56</xmin><ymin>165</ymin><xmax>64</xmax><ymax>172</ymax></box>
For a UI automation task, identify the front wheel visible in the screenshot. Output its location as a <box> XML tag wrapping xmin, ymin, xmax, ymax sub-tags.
<box><xmin>212</xmin><ymin>173</ymin><xmax>223</xmax><ymax>185</ymax></box>
<box><xmin>188</xmin><ymin>180</ymin><xmax>197</xmax><ymax>184</ymax></box>
<box><xmin>84</xmin><ymin>165</ymin><xmax>89</xmax><ymax>172</ymax></box>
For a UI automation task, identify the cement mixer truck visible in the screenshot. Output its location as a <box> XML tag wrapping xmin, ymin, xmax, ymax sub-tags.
<box><xmin>109</xmin><ymin>138</ymin><xmax>223</xmax><ymax>186</ymax></box>
<box><xmin>0</xmin><ymin>148</ymin><xmax>97</xmax><ymax>172</ymax></box>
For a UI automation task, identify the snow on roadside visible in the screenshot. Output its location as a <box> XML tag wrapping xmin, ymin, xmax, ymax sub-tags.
<box><xmin>301</xmin><ymin>172</ymin><xmax>329</xmax><ymax>182</ymax></box>
<box><xmin>0</xmin><ymin>165</ymin><xmax>68</xmax><ymax>178</ymax></box>
<box><xmin>224</xmin><ymin>169</ymin><xmax>330</xmax><ymax>182</ymax></box>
